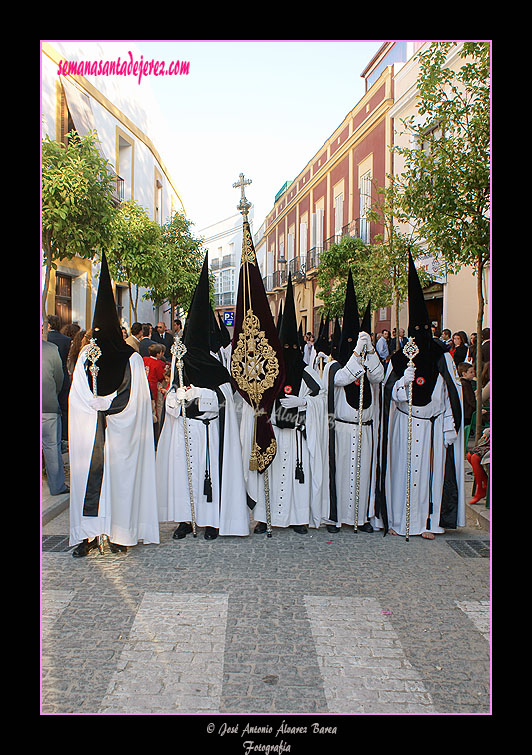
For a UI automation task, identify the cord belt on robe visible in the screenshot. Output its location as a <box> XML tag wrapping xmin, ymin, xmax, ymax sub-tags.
<box><xmin>336</xmin><ymin>418</ymin><xmax>373</xmax><ymax>426</ymax></box>
<box><xmin>396</xmin><ymin>410</ymin><xmax>439</xmax><ymax>528</ymax></box>
<box><xmin>83</xmin><ymin>362</ymin><xmax>132</xmax><ymax>517</ymax></box>
<box><xmin>327</xmin><ymin>362</ymin><xmax>374</xmax><ymax>524</ymax></box>
<box><xmin>183</xmin><ymin>387</ymin><xmax>226</xmax><ymax>507</ymax></box>
<box><xmin>394</xmin><ymin>409</ymin><xmax>459</xmax><ymax>529</ymax></box>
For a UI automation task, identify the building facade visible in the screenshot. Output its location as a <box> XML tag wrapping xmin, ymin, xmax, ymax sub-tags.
<box><xmin>389</xmin><ymin>41</ymin><xmax>490</xmax><ymax>337</ymax></box>
<box><xmin>260</xmin><ymin>54</ymin><xmax>399</xmax><ymax>337</ymax></box>
<box><xmin>199</xmin><ymin>209</ymin><xmax>254</xmax><ymax>337</ymax></box>
<box><xmin>41</xmin><ymin>41</ymin><xmax>185</xmax><ymax>333</ymax></box>
<box><xmin>258</xmin><ymin>40</ymin><xmax>488</xmax><ymax>343</ymax></box>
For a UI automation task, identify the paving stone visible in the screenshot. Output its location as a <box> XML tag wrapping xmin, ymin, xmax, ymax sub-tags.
<box><xmin>41</xmin><ymin>516</ymin><xmax>490</xmax><ymax>716</ymax></box>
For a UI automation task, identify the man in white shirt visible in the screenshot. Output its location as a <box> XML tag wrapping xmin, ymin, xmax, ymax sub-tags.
<box><xmin>376</xmin><ymin>329</ymin><xmax>390</xmax><ymax>365</ymax></box>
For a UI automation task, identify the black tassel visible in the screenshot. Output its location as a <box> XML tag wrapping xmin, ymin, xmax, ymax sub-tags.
<box><xmin>295</xmin><ymin>461</ymin><xmax>304</xmax><ymax>484</ymax></box>
<box><xmin>204</xmin><ymin>472</ymin><xmax>213</xmax><ymax>502</ymax></box>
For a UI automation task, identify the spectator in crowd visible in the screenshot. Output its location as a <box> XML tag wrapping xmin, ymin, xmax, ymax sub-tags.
<box><xmin>481</xmin><ymin>328</ymin><xmax>490</xmax><ymax>364</ymax></box>
<box><xmin>450</xmin><ymin>332</ymin><xmax>468</xmax><ymax>365</ymax></box>
<box><xmin>67</xmin><ymin>329</ymin><xmax>86</xmax><ymax>375</ymax></box>
<box><xmin>125</xmin><ymin>322</ymin><xmax>143</xmax><ymax>352</ymax></box>
<box><xmin>138</xmin><ymin>324</ymin><xmax>157</xmax><ymax>357</ymax></box>
<box><xmin>42</xmin><ymin>337</ymin><xmax>69</xmax><ymax>496</ymax></box>
<box><xmin>152</xmin><ymin>321</ymin><xmax>174</xmax><ymax>362</ymax></box>
<box><xmin>466</xmin><ymin>332</ymin><xmax>477</xmax><ymax>363</ymax></box>
<box><xmin>61</xmin><ymin>323</ymin><xmax>80</xmax><ymax>340</ymax></box>
<box><xmin>458</xmin><ymin>362</ymin><xmax>476</xmax><ymax>426</ymax></box>
<box><xmin>389</xmin><ymin>328</ymin><xmax>406</xmax><ymax>354</ymax></box>
<box><xmin>47</xmin><ymin>315</ymin><xmax>72</xmax><ymax>452</ymax></box>
<box><xmin>303</xmin><ymin>333</ymin><xmax>316</xmax><ymax>365</ymax></box>
<box><xmin>143</xmin><ymin>343</ymin><xmax>167</xmax><ymax>441</ymax></box>
<box><xmin>376</xmin><ymin>329</ymin><xmax>391</xmax><ymax>366</ymax></box>
<box><xmin>440</xmin><ymin>329</ymin><xmax>452</xmax><ymax>350</ymax></box>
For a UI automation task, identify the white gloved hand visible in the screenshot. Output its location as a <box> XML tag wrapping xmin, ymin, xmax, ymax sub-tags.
<box><xmin>356</xmin><ymin>332</ymin><xmax>372</xmax><ymax>354</ymax></box>
<box><xmin>185</xmin><ymin>385</ymin><xmax>201</xmax><ymax>401</ymax></box>
<box><xmin>89</xmin><ymin>396</ymin><xmax>114</xmax><ymax>412</ymax></box>
<box><xmin>173</xmin><ymin>387</ymin><xmax>187</xmax><ymax>402</ymax></box>
<box><xmin>279</xmin><ymin>395</ymin><xmax>307</xmax><ymax>409</ymax></box>
<box><xmin>403</xmin><ymin>366</ymin><xmax>416</xmax><ymax>385</ymax></box>
<box><xmin>317</xmin><ymin>351</ymin><xmax>329</xmax><ymax>361</ymax></box>
<box><xmin>444</xmin><ymin>429</ymin><xmax>457</xmax><ymax>447</ymax></box>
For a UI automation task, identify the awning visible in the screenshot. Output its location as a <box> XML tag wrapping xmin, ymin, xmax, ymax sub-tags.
<box><xmin>60</xmin><ymin>76</ymin><xmax>107</xmax><ymax>161</ymax></box>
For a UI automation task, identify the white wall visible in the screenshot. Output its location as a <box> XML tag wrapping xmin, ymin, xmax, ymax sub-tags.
<box><xmin>41</xmin><ymin>41</ymin><xmax>183</xmax><ymax>332</ymax></box>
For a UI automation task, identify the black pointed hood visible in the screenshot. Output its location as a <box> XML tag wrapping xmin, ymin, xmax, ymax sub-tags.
<box><xmin>179</xmin><ymin>253</ymin><xmax>232</xmax><ymax>389</ymax></box>
<box><xmin>314</xmin><ymin>314</ymin><xmax>331</xmax><ymax>356</ymax></box>
<box><xmin>217</xmin><ymin>312</ymin><xmax>232</xmax><ymax>348</ymax></box>
<box><xmin>209</xmin><ymin>305</ymin><xmax>223</xmax><ymax>354</ymax></box>
<box><xmin>390</xmin><ymin>251</ymin><xmax>444</xmax><ymax>405</ymax></box>
<box><xmin>276</xmin><ymin>273</ymin><xmax>306</xmax><ymax>428</ymax></box>
<box><xmin>298</xmin><ymin>321</ymin><xmax>305</xmax><ymax>351</ymax></box>
<box><xmin>89</xmin><ymin>251</ymin><xmax>134</xmax><ymax>396</ymax></box>
<box><xmin>276</xmin><ymin>301</ymin><xmax>283</xmax><ymax>334</ymax></box>
<box><xmin>360</xmin><ymin>301</ymin><xmax>372</xmax><ymax>336</ymax></box>
<box><xmin>337</xmin><ymin>269</ymin><xmax>360</xmax><ymax>367</ymax></box>
<box><xmin>330</xmin><ymin>318</ymin><xmax>341</xmax><ymax>360</ymax></box>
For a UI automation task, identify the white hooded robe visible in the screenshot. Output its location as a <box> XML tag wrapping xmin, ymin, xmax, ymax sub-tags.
<box><xmin>68</xmin><ymin>348</ymin><xmax>160</xmax><ymax>547</ymax></box>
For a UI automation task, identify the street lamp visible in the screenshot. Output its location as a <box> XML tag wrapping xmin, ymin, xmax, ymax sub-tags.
<box><xmin>277</xmin><ymin>254</ymin><xmax>287</xmax><ymax>285</ymax></box>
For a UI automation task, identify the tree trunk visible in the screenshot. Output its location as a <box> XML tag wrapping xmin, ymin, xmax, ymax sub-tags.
<box><xmin>394</xmin><ymin>274</ymin><xmax>400</xmax><ymax>353</ymax></box>
<box><xmin>475</xmin><ymin>253</ymin><xmax>485</xmax><ymax>443</ymax></box>
<box><xmin>127</xmin><ymin>281</ymin><xmax>138</xmax><ymax>322</ymax></box>
<box><xmin>42</xmin><ymin>235</ymin><xmax>52</xmax><ymax>340</ymax></box>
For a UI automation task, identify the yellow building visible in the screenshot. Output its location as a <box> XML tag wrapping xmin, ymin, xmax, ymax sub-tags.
<box><xmin>259</xmin><ymin>41</ymin><xmax>489</xmax><ymax>343</ymax></box>
<box><xmin>389</xmin><ymin>41</ymin><xmax>490</xmax><ymax>337</ymax></box>
<box><xmin>259</xmin><ymin>59</ymin><xmax>395</xmax><ymax>336</ymax></box>
<box><xmin>41</xmin><ymin>41</ymin><xmax>185</xmax><ymax>331</ymax></box>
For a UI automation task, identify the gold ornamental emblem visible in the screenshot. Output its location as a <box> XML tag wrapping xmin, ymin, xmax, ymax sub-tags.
<box><xmin>231</xmin><ymin>308</ymin><xmax>280</xmax><ymax>406</ymax></box>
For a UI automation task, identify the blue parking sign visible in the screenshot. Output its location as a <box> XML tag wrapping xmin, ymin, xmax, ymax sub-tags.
<box><xmin>223</xmin><ymin>312</ymin><xmax>234</xmax><ymax>326</ymax></box>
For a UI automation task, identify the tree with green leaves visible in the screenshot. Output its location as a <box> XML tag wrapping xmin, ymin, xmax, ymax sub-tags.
<box><xmin>107</xmin><ymin>199</ymin><xmax>163</xmax><ymax>322</ymax></box>
<box><xmin>392</xmin><ymin>41</ymin><xmax>490</xmax><ymax>441</ymax></box>
<box><xmin>316</xmin><ymin>224</ymin><xmax>431</xmax><ymax>335</ymax></box>
<box><xmin>144</xmin><ymin>211</ymin><xmax>206</xmax><ymax>324</ymax></box>
<box><xmin>41</xmin><ymin>130</ymin><xmax>117</xmax><ymax>327</ymax></box>
<box><xmin>367</xmin><ymin>180</ymin><xmax>431</xmax><ymax>345</ymax></box>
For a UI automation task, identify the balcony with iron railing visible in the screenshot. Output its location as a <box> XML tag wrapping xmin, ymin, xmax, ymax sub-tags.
<box><xmin>263</xmin><ymin>218</ymin><xmax>365</xmax><ymax>292</ymax></box>
<box><xmin>108</xmin><ymin>166</ymin><xmax>125</xmax><ymax>205</ymax></box>
<box><xmin>215</xmin><ymin>292</ymin><xmax>235</xmax><ymax>307</ymax></box>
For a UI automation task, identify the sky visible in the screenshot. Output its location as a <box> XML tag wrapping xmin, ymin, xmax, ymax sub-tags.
<box><xmin>134</xmin><ymin>40</ymin><xmax>384</xmax><ymax>233</ymax></box>
<box><xmin>48</xmin><ymin>40</ymin><xmax>384</xmax><ymax>235</ymax></box>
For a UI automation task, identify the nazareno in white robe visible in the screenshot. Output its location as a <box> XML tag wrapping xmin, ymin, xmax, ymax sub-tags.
<box><xmin>382</xmin><ymin>352</ymin><xmax>466</xmax><ymax>536</ymax></box>
<box><xmin>322</xmin><ymin>350</ymin><xmax>384</xmax><ymax>529</ymax></box>
<box><xmin>156</xmin><ymin>382</ymin><xmax>250</xmax><ymax>536</ymax></box>
<box><xmin>68</xmin><ymin>347</ymin><xmax>160</xmax><ymax>547</ymax></box>
<box><xmin>241</xmin><ymin>366</ymin><xmax>328</xmax><ymax>529</ymax></box>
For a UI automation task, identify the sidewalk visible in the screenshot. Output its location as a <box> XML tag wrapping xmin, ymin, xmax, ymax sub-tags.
<box><xmin>42</xmin><ymin>450</ymin><xmax>70</xmax><ymax>526</ymax></box>
<box><xmin>42</xmin><ymin>444</ymin><xmax>490</xmax><ymax>717</ymax></box>
<box><xmin>42</xmin><ymin>452</ymin><xmax>490</xmax><ymax>532</ymax></box>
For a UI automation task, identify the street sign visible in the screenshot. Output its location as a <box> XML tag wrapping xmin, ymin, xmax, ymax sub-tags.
<box><xmin>223</xmin><ymin>311</ymin><xmax>234</xmax><ymax>326</ymax></box>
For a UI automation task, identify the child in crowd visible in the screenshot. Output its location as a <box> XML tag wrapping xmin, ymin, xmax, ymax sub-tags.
<box><xmin>458</xmin><ymin>361</ymin><xmax>476</xmax><ymax>426</ymax></box>
<box><xmin>143</xmin><ymin>344</ymin><xmax>167</xmax><ymax>427</ymax></box>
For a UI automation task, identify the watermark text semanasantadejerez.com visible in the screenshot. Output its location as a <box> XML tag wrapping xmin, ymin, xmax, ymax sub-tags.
<box><xmin>57</xmin><ymin>51</ymin><xmax>190</xmax><ymax>84</ymax></box>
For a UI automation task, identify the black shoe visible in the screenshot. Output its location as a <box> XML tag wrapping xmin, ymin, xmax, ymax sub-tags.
<box><xmin>173</xmin><ymin>522</ymin><xmax>193</xmax><ymax>540</ymax></box>
<box><xmin>326</xmin><ymin>524</ymin><xmax>341</xmax><ymax>533</ymax></box>
<box><xmin>253</xmin><ymin>522</ymin><xmax>267</xmax><ymax>534</ymax></box>
<box><xmin>72</xmin><ymin>538</ymin><xmax>98</xmax><ymax>558</ymax></box>
<box><xmin>358</xmin><ymin>522</ymin><xmax>374</xmax><ymax>533</ymax></box>
<box><xmin>204</xmin><ymin>527</ymin><xmax>219</xmax><ymax>540</ymax></box>
<box><xmin>109</xmin><ymin>541</ymin><xmax>128</xmax><ymax>553</ymax></box>
<box><xmin>291</xmin><ymin>525</ymin><xmax>308</xmax><ymax>534</ymax></box>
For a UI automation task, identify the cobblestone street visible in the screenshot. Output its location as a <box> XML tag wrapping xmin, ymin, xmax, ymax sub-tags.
<box><xmin>42</xmin><ymin>505</ymin><xmax>490</xmax><ymax>724</ymax></box>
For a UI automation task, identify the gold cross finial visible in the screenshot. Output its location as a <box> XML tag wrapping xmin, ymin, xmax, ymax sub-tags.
<box><xmin>233</xmin><ymin>172</ymin><xmax>252</xmax><ymax>220</ymax></box>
